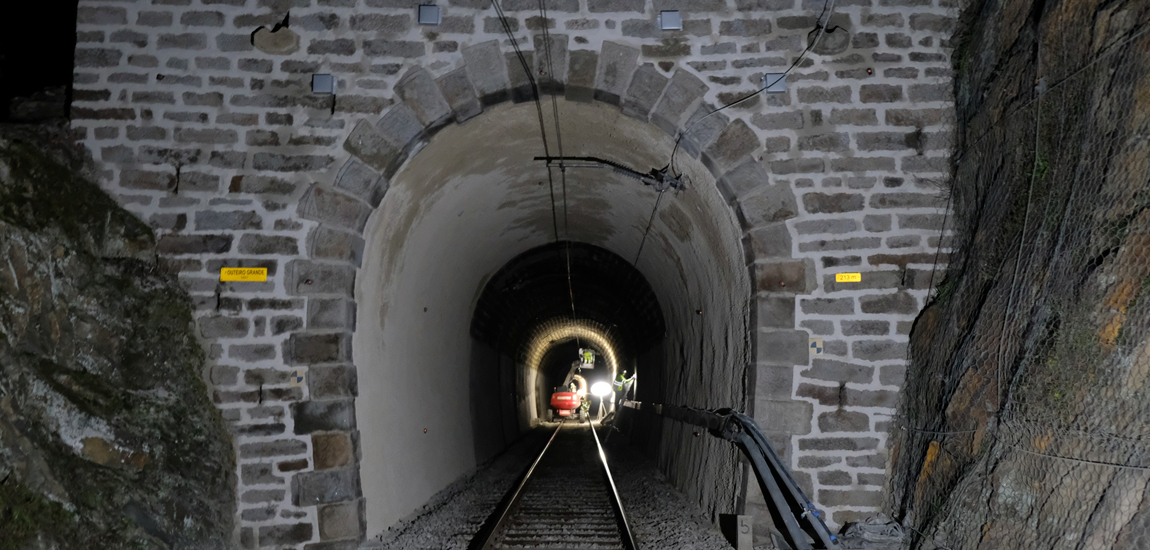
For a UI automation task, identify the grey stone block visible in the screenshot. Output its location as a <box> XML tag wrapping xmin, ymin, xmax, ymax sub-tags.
<box><xmin>297</xmin><ymin>186</ymin><xmax>372</xmax><ymax>234</ymax></box>
<box><xmin>344</xmin><ymin>119</ymin><xmax>401</xmax><ymax>174</ymax></box>
<box><xmin>796</xmin><ymin>85</ymin><xmax>851</xmax><ymax>103</ymax></box>
<box><xmin>818</xmin><ymin>410</ymin><xmax>870</xmax><ymax>432</ymax></box>
<box><xmin>308</xmin><ymin>298</ymin><xmax>357</xmax><ymax>330</ymax></box>
<box><xmin>533</xmin><ymin>34</ymin><xmax>569</xmax><ymax>91</ymax></box>
<box><xmin>376</xmin><ymin>102</ymin><xmax>424</xmax><ymax>151</ymax></box>
<box><xmin>588</xmin><ymin>0</ymin><xmax>645</xmax><ymax>12</ymax></box>
<box><xmin>462</xmin><ymin>40</ymin><xmax>511</xmax><ymax>106</ymax></box>
<box><xmin>743</xmin><ymin>222</ymin><xmax>792</xmax><ymax>261</ymax></box>
<box><xmin>363</xmin><ymin>39</ymin><xmax>424</xmax><ymax>58</ymax></box>
<box><xmin>797</xmin><ymin>237</ymin><xmax>882</xmax><ymax>253</ymax></box>
<box><xmin>318</xmin><ymin>500</ymin><xmax>365</xmax><ymax>541</ymax></box>
<box><xmin>720</xmin><ymin>19</ymin><xmax>772</xmax><ymax>36</ymax></box>
<box><xmin>285</xmin><ymin>260</ymin><xmax>356</xmax><ymax>297</ymax></box>
<box><xmin>437</xmin><ymin>67</ymin><xmax>482</xmax><ymax>123</ymax></box>
<box><xmin>507</xmin><ymin>51</ymin><xmax>536</xmax><ymax>103</ymax></box>
<box><xmin>334</xmin><ymin>159</ymin><xmax>387</xmax><ymax>207</ymax></box>
<box><xmin>801</xmin><ymin>192</ymin><xmax>865</xmax><ymax>214</ymax></box>
<box><xmin>756</xmin><ymin>365</ymin><xmax>794</xmax><ymax>400</ymax></box>
<box><xmin>310</xmin><ymin>226</ymin><xmax>365</xmax><ymax>267</ymax></box>
<box><xmin>751</xmin><ymin>111</ymin><xmax>803</xmax><ymax>130</ymax></box>
<box><xmin>157</xmin><ymin>234</ymin><xmax>231</xmax><ymax>254</ymax></box>
<box><xmin>239</xmin><ymin>234</ymin><xmax>298</xmax><ymax>255</ymax></box>
<box><xmin>851</xmin><ymin>340</ymin><xmax>908</xmax><ymax>361</ymax></box>
<box><xmin>859</xmin><ymin>292</ymin><xmax>918</xmax><ymax>314</ymax></box>
<box><xmin>593</xmin><ymin>41</ymin><xmax>639</xmax><ymax>105</ymax></box>
<box><xmin>565</xmin><ymin>50</ymin><xmax>598</xmax><ymax>103</ymax></box>
<box><xmin>194</xmin><ymin>210</ymin><xmax>261</xmax><ymax>230</ymax></box>
<box><xmin>753</xmin><ymin>399</ymin><xmax>812</xmax><ymax>434</ymax></box>
<box><xmin>830</xmin><ymin>157</ymin><xmax>895</xmax><ymax>172</ymax></box>
<box><xmin>869</xmin><ymin>192</ymin><xmax>943</xmax><ymax>208</ymax></box>
<box><xmin>757</xmin><ymin>295</ymin><xmax>795</xmax><ymax>329</ymax></box>
<box><xmin>293</xmin><ymin>466</ymin><xmax>360</xmax><ymax>505</ymax></box>
<box><xmin>818</xmin><ymin>470</ymin><xmax>852</xmax><ymax>486</ymax></box>
<box><xmin>704</xmin><ymin>119</ymin><xmax>758</xmax><ymax>174</ymax></box>
<box><xmin>793</xmin><ymin>218</ymin><xmax>858</xmax><ymax>235</ymax></box>
<box><xmin>879</xmin><ymin>364</ymin><xmax>906</xmax><ymax>386</ymax></box>
<box><xmin>229</xmin><ymin>344</ymin><xmax>277</xmax><ymax>362</ymax></box>
<box><xmin>310</xmin><ymin>365</ymin><xmax>359</xmax><ymax>399</ymax></box>
<box><xmin>860</xmin><ymin>84</ymin><xmax>903</xmax><ymax>103</ymax></box>
<box><xmin>199</xmin><ymin>316</ymin><xmax>250</xmax><ymax>339</ymax></box>
<box><xmin>621</xmin><ymin>64</ymin><xmax>668</xmax><ymax>120</ymax></box>
<box><xmin>259</xmin><ymin>523</ymin><xmax>313</xmax><ymax>546</ymax></box>
<box><xmin>801</xmin><ymin>358</ymin><xmax>872</xmax><ymax>384</ymax></box>
<box><xmin>395</xmin><ymin>67</ymin><xmax>452</xmax><ymax>128</ymax></box>
<box><xmin>846</xmin><ymin>453</ymin><xmax>887</xmax><ymax>469</ymax></box>
<box><xmin>737</xmin><ymin>184</ymin><xmax>798</xmax><ymax>228</ymax></box>
<box><xmin>719</xmin><ymin>158</ymin><xmax>769</xmax><ymax>200</ymax></box>
<box><xmin>350</xmin><ymin>13</ymin><xmax>411</xmax><ymax>32</ymax></box>
<box><xmin>800</xmin><ymin>319</ymin><xmax>834</xmax><ymax>335</ymax></box>
<box><xmin>845</xmin><ymin>388</ymin><xmax>899</xmax><ymax>408</ymax></box>
<box><xmin>754</xmin><ymin>260</ymin><xmax>815</xmax><ymax>294</ymax></box>
<box><xmin>285</xmin><ymin>333</ymin><xmax>352</xmax><ymax>366</ymax></box>
<box><xmin>291</xmin><ymin>399</ymin><xmax>356</xmax><ymax>434</ymax></box>
<box><xmin>252</xmin><ymin>153</ymin><xmax>335</xmax><ymax>172</ymax></box>
<box><xmin>239</xmin><ymin>439</ymin><xmax>308</xmax><ymax>459</ymax></box>
<box><xmin>650</xmin><ymin>69</ymin><xmax>707</xmax><ymax>135</ymax></box>
<box><xmin>679</xmin><ymin>103</ymin><xmax>728</xmax><ymax>158</ymax></box>
<box><xmin>842</xmin><ymin>321</ymin><xmax>892</xmax><ymax>336</ymax></box>
<box><xmin>799</xmin><ymin>297</ymin><xmax>854</xmax><ymax>315</ymax></box>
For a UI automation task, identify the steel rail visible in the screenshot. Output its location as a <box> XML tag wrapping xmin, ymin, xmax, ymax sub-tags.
<box><xmin>588</xmin><ymin>418</ymin><xmax>639</xmax><ymax>550</ymax></box>
<box><xmin>471</xmin><ymin>420</ymin><xmax>566</xmax><ymax>550</ymax></box>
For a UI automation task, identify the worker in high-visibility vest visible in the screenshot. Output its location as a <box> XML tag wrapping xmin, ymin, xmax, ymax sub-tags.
<box><xmin>612</xmin><ymin>370</ymin><xmax>636</xmax><ymax>414</ymax></box>
<box><xmin>579</xmin><ymin>348</ymin><xmax>594</xmax><ymax>366</ymax></box>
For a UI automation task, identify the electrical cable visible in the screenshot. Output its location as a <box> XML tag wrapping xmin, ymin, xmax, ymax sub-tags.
<box><xmin>491</xmin><ymin>0</ymin><xmax>561</xmax><ymax>244</ymax></box>
<box><xmin>536</xmin><ymin>0</ymin><xmax>579</xmax><ymax>335</ymax></box>
<box><xmin>667</xmin><ymin>0</ymin><xmax>839</xmax><ymax>178</ymax></box>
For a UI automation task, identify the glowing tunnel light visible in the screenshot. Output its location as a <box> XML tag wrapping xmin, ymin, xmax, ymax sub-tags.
<box><xmin>590</xmin><ymin>382</ymin><xmax>613</xmax><ymax>397</ymax></box>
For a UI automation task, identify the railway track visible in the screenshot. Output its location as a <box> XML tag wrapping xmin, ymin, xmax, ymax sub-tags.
<box><xmin>471</xmin><ymin>420</ymin><xmax>637</xmax><ymax>550</ymax></box>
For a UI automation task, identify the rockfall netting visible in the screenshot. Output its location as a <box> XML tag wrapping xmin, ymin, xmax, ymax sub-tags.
<box><xmin>889</xmin><ymin>0</ymin><xmax>1150</xmax><ymax>547</ymax></box>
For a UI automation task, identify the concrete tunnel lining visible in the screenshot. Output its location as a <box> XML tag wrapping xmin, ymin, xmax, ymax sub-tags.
<box><xmin>352</xmin><ymin>98</ymin><xmax>753</xmax><ymax>534</ymax></box>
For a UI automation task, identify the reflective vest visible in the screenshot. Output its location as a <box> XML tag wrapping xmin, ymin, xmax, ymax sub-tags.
<box><xmin>613</xmin><ymin>374</ymin><xmax>625</xmax><ymax>391</ymax></box>
<box><xmin>582</xmin><ymin>351</ymin><xmax>593</xmax><ymax>364</ymax></box>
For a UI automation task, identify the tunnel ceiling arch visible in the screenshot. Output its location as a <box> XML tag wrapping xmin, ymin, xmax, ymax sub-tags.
<box><xmin>470</xmin><ymin>241</ymin><xmax>665</xmax><ymax>360</ymax></box>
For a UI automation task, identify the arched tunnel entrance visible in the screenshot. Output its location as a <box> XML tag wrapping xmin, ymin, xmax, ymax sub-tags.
<box><xmin>469</xmin><ymin>241</ymin><xmax>665</xmax><ymax>449</ymax></box>
<box><xmin>352</xmin><ymin>98</ymin><xmax>754</xmax><ymax>534</ymax></box>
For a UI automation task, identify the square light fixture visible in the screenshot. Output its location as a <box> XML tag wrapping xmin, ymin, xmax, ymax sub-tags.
<box><xmin>658</xmin><ymin>10</ymin><xmax>682</xmax><ymax>31</ymax></box>
<box><xmin>312</xmin><ymin>74</ymin><xmax>335</xmax><ymax>94</ymax></box>
<box><xmin>763</xmin><ymin>73</ymin><xmax>787</xmax><ymax>93</ymax></box>
<box><xmin>418</xmin><ymin>5</ymin><xmax>441</xmax><ymax>25</ymax></box>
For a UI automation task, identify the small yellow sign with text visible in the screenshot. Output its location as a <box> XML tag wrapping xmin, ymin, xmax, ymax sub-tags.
<box><xmin>220</xmin><ymin>267</ymin><xmax>268</xmax><ymax>282</ymax></box>
<box><xmin>835</xmin><ymin>272</ymin><xmax>862</xmax><ymax>283</ymax></box>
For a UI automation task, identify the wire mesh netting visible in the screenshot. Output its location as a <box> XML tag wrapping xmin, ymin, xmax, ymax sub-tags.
<box><xmin>889</xmin><ymin>0</ymin><xmax>1150</xmax><ymax>547</ymax></box>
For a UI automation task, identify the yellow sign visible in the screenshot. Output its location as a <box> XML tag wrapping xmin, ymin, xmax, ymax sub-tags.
<box><xmin>220</xmin><ymin>267</ymin><xmax>268</xmax><ymax>282</ymax></box>
<box><xmin>835</xmin><ymin>272</ymin><xmax>862</xmax><ymax>283</ymax></box>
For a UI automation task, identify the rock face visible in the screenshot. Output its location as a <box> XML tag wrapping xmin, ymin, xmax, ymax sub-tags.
<box><xmin>0</xmin><ymin>124</ymin><xmax>235</xmax><ymax>548</ymax></box>
<box><xmin>889</xmin><ymin>0</ymin><xmax>1150</xmax><ymax>547</ymax></box>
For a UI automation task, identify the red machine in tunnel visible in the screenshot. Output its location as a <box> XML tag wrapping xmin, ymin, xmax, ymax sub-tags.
<box><xmin>549</xmin><ymin>391</ymin><xmax>582</xmax><ymax>419</ymax></box>
<box><xmin>548</xmin><ymin>349</ymin><xmax>594</xmax><ymax>420</ymax></box>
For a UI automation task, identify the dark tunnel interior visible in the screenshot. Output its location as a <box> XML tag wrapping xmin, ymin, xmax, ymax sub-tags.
<box><xmin>468</xmin><ymin>241</ymin><xmax>665</xmax><ymax>459</ymax></box>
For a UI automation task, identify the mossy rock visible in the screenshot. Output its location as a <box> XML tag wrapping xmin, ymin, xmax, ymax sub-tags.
<box><xmin>0</xmin><ymin>124</ymin><xmax>235</xmax><ymax>549</ymax></box>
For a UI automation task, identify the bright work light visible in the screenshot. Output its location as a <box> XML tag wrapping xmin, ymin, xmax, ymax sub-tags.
<box><xmin>590</xmin><ymin>382</ymin><xmax>612</xmax><ymax>397</ymax></box>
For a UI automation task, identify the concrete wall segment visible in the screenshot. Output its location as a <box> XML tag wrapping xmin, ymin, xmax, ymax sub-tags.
<box><xmin>71</xmin><ymin>0</ymin><xmax>955</xmax><ymax>543</ymax></box>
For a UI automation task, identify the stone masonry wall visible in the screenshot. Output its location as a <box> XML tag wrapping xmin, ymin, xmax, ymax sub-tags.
<box><xmin>71</xmin><ymin>0</ymin><xmax>955</xmax><ymax>546</ymax></box>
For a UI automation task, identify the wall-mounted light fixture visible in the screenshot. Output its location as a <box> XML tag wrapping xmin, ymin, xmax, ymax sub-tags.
<box><xmin>763</xmin><ymin>73</ymin><xmax>787</xmax><ymax>93</ymax></box>
<box><xmin>658</xmin><ymin>10</ymin><xmax>682</xmax><ymax>31</ymax></box>
<box><xmin>418</xmin><ymin>5</ymin><xmax>441</xmax><ymax>25</ymax></box>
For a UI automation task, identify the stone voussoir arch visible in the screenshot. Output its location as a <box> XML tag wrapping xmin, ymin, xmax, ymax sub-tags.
<box><xmin>278</xmin><ymin>36</ymin><xmax>810</xmax><ymax>543</ymax></box>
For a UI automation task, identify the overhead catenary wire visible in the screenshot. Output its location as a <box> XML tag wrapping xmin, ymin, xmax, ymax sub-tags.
<box><xmin>536</xmin><ymin>0</ymin><xmax>579</xmax><ymax>334</ymax></box>
<box><xmin>667</xmin><ymin>0</ymin><xmax>839</xmax><ymax>178</ymax></box>
<box><xmin>490</xmin><ymin>0</ymin><xmax>560</xmax><ymax>244</ymax></box>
